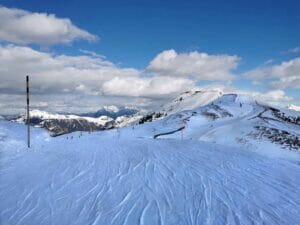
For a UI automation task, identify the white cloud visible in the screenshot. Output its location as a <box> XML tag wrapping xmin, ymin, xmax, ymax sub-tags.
<box><xmin>0</xmin><ymin>6</ymin><xmax>97</xmax><ymax>45</ymax></box>
<box><xmin>0</xmin><ymin>44</ymin><xmax>139</xmax><ymax>95</ymax></box>
<box><xmin>245</xmin><ymin>57</ymin><xmax>300</xmax><ymax>89</ymax></box>
<box><xmin>0</xmin><ymin>44</ymin><xmax>195</xmax><ymax>103</ymax></box>
<box><xmin>79</xmin><ymin>49</ymin><xmax>106</xmax><ymax>59</ymax></box>
<box><xmin>0</xmin><ymin>45</ymin><xmax>198</xmax><ymax>114</ymax></box>
<box><xmin>147</xmin><ymin>49</ymin><xmax>240</xmax><ymax>80</ymax></box>
<box><xmin>286</xmin><ymin>47</ymin><xmax>300</xmax><ymax>54</ymax></box>
<box><xmin>0</xmin><ymin>43</ymin><xmax>296</xmax><ymax>114</ymax></box>
<box><xmin>250</xmin><ymin>90</ymin><xmax>293</xmax><ymax>104</ymax></box>
<box><xmin>196</xmin><ymin>84</ymin><xmax>293</xmax><ymax>106</ymax></box>
<box><xmin>102</xmin><ymin>76</ymin><xmax>195</xmax><ymax>97</ymax></box>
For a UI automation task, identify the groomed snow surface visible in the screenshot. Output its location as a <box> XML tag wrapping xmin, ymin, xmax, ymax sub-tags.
<box><xmin>1</xmin><ymin>113</ymin><xmax>300</xmax><ymax>224</ymax></box>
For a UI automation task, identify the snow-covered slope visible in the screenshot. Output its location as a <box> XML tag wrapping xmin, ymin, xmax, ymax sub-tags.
<box><xmin>161</xmin><ymin>88</ymin><xmax>224</xmax><ymax>115</ymax></box>
<box><xmin>0</xmin><ymin>120</ymin><xmax>300</xmax><ymax>225</ymax></box>
<box><xmin>135</xmin><ymin>92</ymin><xmax>300</xmax><ymax>153</ymax></box>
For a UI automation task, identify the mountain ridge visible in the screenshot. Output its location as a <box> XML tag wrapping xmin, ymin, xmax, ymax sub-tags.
<box><xmin>5</xmin><ymin>89</ymin><xmax>300</xmax><ymax>151</ymax></box>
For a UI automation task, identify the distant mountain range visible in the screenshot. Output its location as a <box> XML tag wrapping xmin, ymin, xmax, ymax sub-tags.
<box><xmin>11</xmin><ymin>106</ymin><xmax>140</xmax><ymax>136</ymax></box>
<box><xmin>4</xmin><ymin>89</ymin><xmax>300</xmax><ymax>151</ymax></box>
<box><xmin>78</xmin><ymin>106</ymin><xmax>138</xmax><ymax>119</ymax></box>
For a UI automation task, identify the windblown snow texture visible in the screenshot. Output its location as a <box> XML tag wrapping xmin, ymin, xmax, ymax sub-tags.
<box><xmin>0</xmin><ymin>119</ymin><xmax>299</xmax><ymax>225</ymax></box>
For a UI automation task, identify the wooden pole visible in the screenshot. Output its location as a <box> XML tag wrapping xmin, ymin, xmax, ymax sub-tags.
<box><xmin>26</xmin><ymin>75</ymin><xmax>30</xmax><ymax>148</ymax></box>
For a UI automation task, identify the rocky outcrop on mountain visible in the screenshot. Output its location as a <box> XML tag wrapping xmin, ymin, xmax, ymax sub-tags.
<box><xmin>138</xmin><ymin>112</ymin><xmax>165</xmax><ymax>124</ymax></box>
<box><xmin>250</xmin><ymin>126</ymin><xmax>300</xmax><ymax>150</ymax></box>
<box><xmin>42</xmin><ymin>117</ymin><xmax>115</xmax><ymax>137</ymax></box>
<box><xmin>12</xmin><ymin>109</ymin><xmax>135</xmax><ymax>136</ymax></box>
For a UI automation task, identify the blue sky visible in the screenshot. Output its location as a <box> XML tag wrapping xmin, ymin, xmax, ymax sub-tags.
<box><xmin>2</xmin><ymin>0</ymin><xmax>299</xmax><ymax>67</ymax></box>
<box><xmin>0</xmin><ymin>0</ymin><xmax>299</xmax><ymax>113</ymax></box>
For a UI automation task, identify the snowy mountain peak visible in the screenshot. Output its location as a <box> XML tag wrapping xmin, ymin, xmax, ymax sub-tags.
<box><xmin>28</xmin><ymin>109</ymin><xmax>73</xmax><ymax>120</ymax></box>
<box><xmin>18</xmin><ymin>109</ymin><xmax>112</xmax><ymax>122</ymax></box>
<box><xmin>162</xmin><ymin>89</ymin><xmax>224</xmax><ymax>114</ymax></box>
<box><xmin>136</xmin><ymin>90</ymin><xmax>299</xmax><ymax>151</ymax></box>
<box><xmin>80</xmin><ymin>105</ymin><xmax>138</xmax><ymax>119</ymax></box>
<box><xmin>103</xmin><ymin>105</ymin><xmax>120</xmax><ymax>113</ymax></box>
<box><xmin>162</xmin><ymin>87</ymin><xmax>259</xmax><ymax>116</ymax></box>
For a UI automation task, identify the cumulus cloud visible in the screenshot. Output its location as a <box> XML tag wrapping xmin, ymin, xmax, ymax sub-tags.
<box><xmin>244</xmin><ymin>57</ymin><xmax>300</xmax><ymax>89</ymax></box>
<box><xmin>0</xmin><ymin>44</ymin><xmax>139</xmax><ymax>95</ymax></box>
<box><xmin>286</xmin><ymin>47</ymin><xmax>300</xmax><ymax>54</ymax></box>
<box><xmin>147</xmin><ymin>49</ymin><xmax>240</xmax><ymax>80</ymax></box>
<box><xmin>79</xmin><ymin>49</ymin><xmax>106</xmax><ymax>59</ymax></box>
<box><xmin>0</xmin><ymin>43</ymin><xmax>296</xmax><ymax>114</ymax></box>
<box><xmin>0</xmin><ymin>44</ymin><xmax>194</xmax><ymax>99</ymax></box>
<box><xmin>0</xmin><ymin>92</ymin><xmax>166</xmax><ymax>115</ymax></box>
<box><xmin>0</xmin><ymin>6</ymin><xmax>97</xmax><ymax>45</ymax></box>
<box><xmin>197</xmin><ymin>84</ymin><xmax>293</xmax><ymax>106</ymax></box>
<box><xmin>102</xmin><ymin>76</ymin><xmax>195</xmax><ymax>97</ymax></box>
<box><xmin>0</xmin><ymin>45</ymin><xmax>198</xmax><ymax>114</ymax></box>
<box><xmin>248</xmin><ymin>90</ymin><xmax>293</xmax><ymax>105</ymax></box>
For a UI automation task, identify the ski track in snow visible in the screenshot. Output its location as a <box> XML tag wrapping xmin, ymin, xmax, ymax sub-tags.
<box><xmin>0</xmin><ymin>120</ymin><xmax>300</xmax><ymax>225</ymax></box>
